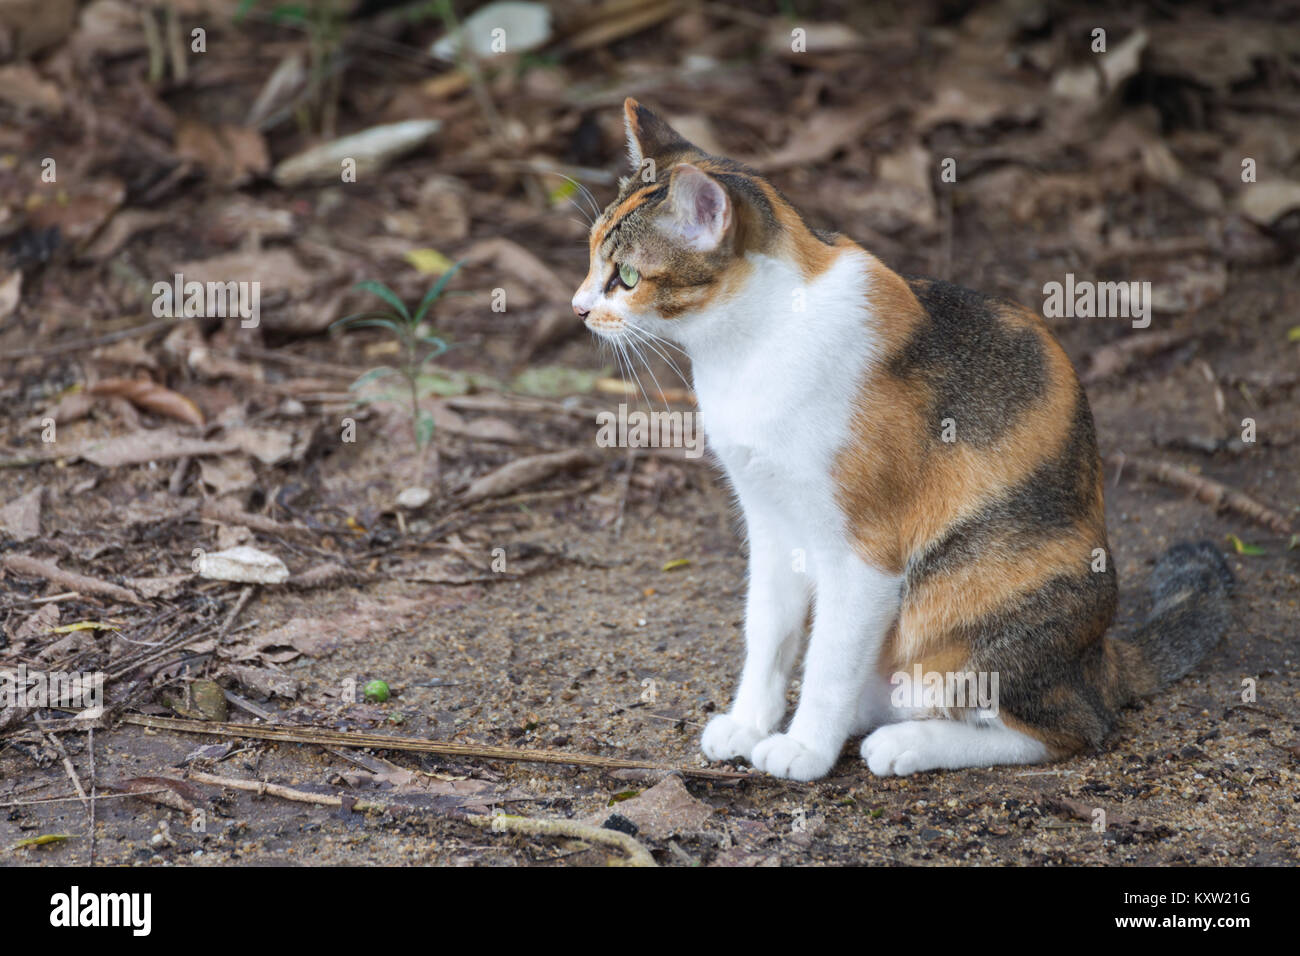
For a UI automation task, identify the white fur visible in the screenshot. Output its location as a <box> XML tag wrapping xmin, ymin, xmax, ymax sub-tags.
<box><xmin>861</xmin><ymin>717</ymin><xmax>1049</xmax><ymax>776</ymax></box>
<box><xmin>624</xmin><ymin>110</ymin><xmax>643</xmax><ymax>171</ymax></box>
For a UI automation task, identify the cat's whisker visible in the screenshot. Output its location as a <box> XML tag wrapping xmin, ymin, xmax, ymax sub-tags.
<box><xmin>601</xmin><ymin>334</ymin><xmax>627</xmax><ymax>398</ymax></box>
<box><xmin>624</xmin><ymin>331</ymin><xmax>673</xmax><ymax>413</ymax></box>
<box><xmin>629</xmin><ymin>333</ymin><xmax>692</xmax><ymax>401</ymax></box>
<box><xmin>627</xmin><ymin>324</ymin><xmax>690</xmax><ymax>386</ymax></box>
<box><xmin>566</xmin><ymin>199</ymin><xmax>593</xmax><ymax>228</ymax></box>
<box><xmin>625</xmin><ymin>327</ymin><xmax>688</xmax><ymax>409</ymax></box>
<box><xmin>632</xmin><ymin>323</ymin><xmax>687</xmax><ymax>354</ymax></box>
<box><xmin>617</xmin><ymin>334</ymin><xmax>654</xmax><ymax>412</ymax></box>
<box><xmin>630</xmin><ymin>325</ymin><xmax>692</xmax><ymax>373</ymax></box>
<box><xmin>553</xmin><ymin>172</ymin><xmax>602</xmax><ymax>222</ymax></box>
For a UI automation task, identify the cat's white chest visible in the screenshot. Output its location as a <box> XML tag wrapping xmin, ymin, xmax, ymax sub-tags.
<box><xmin>680</xmin><ymin>251</ymin><xmax>881</xmax><ymax>536</ymax></box>
<box><xmin>694</xmin><ymin>361</ymin><xmax>807</xmax><ymax>487</ymax></box>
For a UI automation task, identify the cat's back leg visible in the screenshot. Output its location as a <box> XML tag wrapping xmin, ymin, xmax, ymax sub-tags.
<box><xmin>861</xmin><ymin>716</ymin><xmax>1049</xmax><ymax>776</ymax></box>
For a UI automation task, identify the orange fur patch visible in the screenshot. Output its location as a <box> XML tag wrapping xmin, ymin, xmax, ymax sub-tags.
<box><xmin>834</xmin><ymin>271</ymin><xmax>1086</xmax><ymax>576</ymax></box>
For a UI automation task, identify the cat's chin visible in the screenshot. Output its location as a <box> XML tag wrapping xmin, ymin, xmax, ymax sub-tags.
<box><xmin>586</xmin><ymin>322</ymin><xmax>628</xmax><ymax>341</ymax></box>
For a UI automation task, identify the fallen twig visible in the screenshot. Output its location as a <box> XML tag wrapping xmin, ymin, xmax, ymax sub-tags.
<box><xmin>0</xmin><ymin>319</ymin><xmax>178</xmax><ymax>361</ymax></box>
<box><xmin>117</xmin><ymin>714</ymin><xmax>751</xmax><ymax>781</ymax></box>
<box><xmin>1082</xmin><ymin>330</ymin><xmax>1197</xmax><ymax>383</ymax></box>
<box><xmin>2</xmin><ymin>555</ymin><xmax>142</xmax><ymax>605</ymax></box>
<box><xmin>0</xmin><ymin>706</ymin><xmax>34</xmax><ymax>735</ymax></box>
<box><xmin>458</xmin><ymin>448</ymin><xmax>601</xmax><ymax>504</ymax></box>
<box><xmin>36</xmin><ymin>717</ymin><xmax>88</xmax><ymax>813</ymax></box>
<box><xmin>1109</xmin><ymin>454</ymin><xmax>1292</xmax><ymax>535</ymax></box>
<box><xmin>219</xmin><ymin>586</ymin><xmax>255</xmax><ymax>638</ymax></box>
<box><xmin>186</xmin><ymin>770</ymin><xmax>655</xmax><ymax>866</ymax></box>
<box><xmin>88</xmin><ymin>728</ymin><xmax>97</xmax><ymax>867</ymax></box>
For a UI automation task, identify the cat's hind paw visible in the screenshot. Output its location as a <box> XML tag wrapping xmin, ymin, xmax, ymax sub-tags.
<box><xmin>700</xmin><ymin>715</ymin><xmax>764</xmax><ymax>763</ymax></box>
<box><xmin>861</xmin><ymin>721</ymin><xmax>939</xmax><ymax>776</ymax></box>
<box><xmin>750</xmin><ymin>733</ymin><xmax>836</xmax><ymax>781</ymax></box>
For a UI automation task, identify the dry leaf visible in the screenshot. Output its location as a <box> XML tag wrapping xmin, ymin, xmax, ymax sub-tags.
<box><xmin>223</xmin><ymin>664</ymin><xmax>300</xmax><ymax>699</ymax></box>
<box><xmin>123</xmin><ymin>574</ymin><xmax>193</xmax><ymax>599</ymax></box>
<box><xmin>459</xmin><ymin>448</ymin><xmax>598</xmax><ymax>503</ymax></box>
<box><xmin>77</xmin><ymin>431</ymin><xmax>239</xmax><ymax>468</ymax></box>
<box><xmin>89</xmin><ymin>378</ymin><xmax>204</xmax><ymax>426</ymax></box>
<box><xmin>226</xmin><ymin>426</ymin><xmax>294</xmax><ymax>465</ymax></box>
<box><xmin>586</xmin><ymin>775</ymin><xmax>713</xmax><ymax>840</ymax></box>
<box><xmin>458</xmin><ymin>237</ymin><xmax>572</xmax><ymax>304</ymax></box>
<box><xmin>176</xmin><ymin>118</ymin><xmax>269</xmax><ymax>187</ymax></box>
<box><xmin>108</xmin><ymin>776</ymin><xmax>201</xmax><ymax>815</ymax></box>
<box><xmin>0</xmin><ymin>486</ymin><xmax>42</xmax><ymax>542</ymax></box>
<box><xmin>751</xmin><ymin>106</ymin><xmax>893</xmax><ymax>172</ymax></box>
<box><xmin>197</xmin><ymin>546</ymin><xmax>289</xmax><ymax>584</ymax></box>
<box><xmin>272</xmin><ymin>120</ymin><xmax>441</xmax><ymax>187</ymax></box>
<box><xmin>198</xmin><ymin>456</ymin><xmax>256</xmax><ymax>495</ymax></box>
<box><xmin>1238</xmin><ymin>181</ymin><xmax>1300</xmax><ymax>226</ymax></box>
<box><xmin>0</xmin><ymin>270</ymin><xmax>21</xmax><ymax>320</ymax></box>
<box><xmin>14</xmin><ymin>604</ymin><xmax>60</xmax><ymax>642</ymax></box>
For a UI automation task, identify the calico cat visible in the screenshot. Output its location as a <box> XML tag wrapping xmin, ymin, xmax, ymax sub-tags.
<box><xmin>572</xmin><ymin>99</ymin><xmax>1234</xmax><ymax>781</ymax></box>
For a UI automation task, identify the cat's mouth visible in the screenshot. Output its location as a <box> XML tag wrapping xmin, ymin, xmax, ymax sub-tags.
<box><xmin>584</xmin><ymin>314</ymin><xmax>626</xmax><ymax>339</ymax></box>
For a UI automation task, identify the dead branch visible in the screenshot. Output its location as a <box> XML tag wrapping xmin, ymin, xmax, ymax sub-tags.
<box><xmin>458</xmin><ymin>448</ymin><xmax>601</xmax><ymax>504</ymax></box>
<box><xmin>1109</xmin><ymin>454</ymin><xmax>1293</xmax><ymax>535</ymax></box>
<box><xmin>118</xmin><ymin>714</ymin><xmax>751</xmax><ymax>781</ymax></box>
<box><xmin>2</xmin><ymin>555</ymin><xmax>142</xmax><ymax>605</ymax></box>
<box><xmin>186</xmin><ymin>770</ymin><xmax>656</xmax><ymax>866</ymax></box>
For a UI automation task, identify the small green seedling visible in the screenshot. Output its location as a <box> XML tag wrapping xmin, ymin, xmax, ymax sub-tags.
<box><xmin>333</xmin><ymin>265</ymin><xmax>461</xmax><ymax>489</ymax></box>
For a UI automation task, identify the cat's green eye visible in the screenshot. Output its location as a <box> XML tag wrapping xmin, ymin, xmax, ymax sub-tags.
<box><xmin>617</xmin><ymin>263</ymin><xmax>640</xmax><ymax>289</ymax></box>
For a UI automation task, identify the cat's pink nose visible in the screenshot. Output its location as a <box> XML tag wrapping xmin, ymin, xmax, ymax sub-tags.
<box><xmin>573</xmin><ymin>302</ymin><xmax>590</xmax><ymax>319</ymax></box>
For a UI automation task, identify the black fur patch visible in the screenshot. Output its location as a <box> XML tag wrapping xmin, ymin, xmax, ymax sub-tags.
<box><xmin>905</xmin><ymin>383</ymin><xmax>1101</xmax><ymax>588</ymax></box>
<box><xmin>1118</xmin><ymin>540</ymin><xmax>1234</xmax><ymax>688</ymax></box>
<box><xmin>892</xmin><ymin>278</ymin><xmax>1048</xmax><ymax>445</ymax></box>
<box><xmin>966</xmin><ymin>568</ymin><xmax>1119</xmax><ymax>747</ymax></box>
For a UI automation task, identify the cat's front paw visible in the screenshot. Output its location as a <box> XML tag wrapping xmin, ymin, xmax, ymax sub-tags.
<box><xmin>861</xmin><ymin>722</ymin><xmax>936</xmax><ymax>776</ymax></box>
<box><xmin>750</xmin><ymin>733</ymin><xmax>836</xmax><ymax>781</ymax></box>
<box><xmin>701</xmin><ymin>714</ymin><xmax>764</xmax><ymax>762</ymax></box>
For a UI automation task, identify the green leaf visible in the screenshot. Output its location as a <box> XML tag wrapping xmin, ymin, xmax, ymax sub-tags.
<box><xmin>331</xmin><ymin>308</ymin><xmax>404</xmax><ymax>329</ymax></box>
<box><xmin>413</xmin><ymin>261</ymin><xmax>464</xmax><ymax>324</ymax></box>
<box><xmin>421</xmin><ymin>337</ymin><xmax>450</xmax><ymax>362</ymax></box>
<box><xmin>334</xmin><ymin>316</ymin><xmax>405</xmax><ymax>335</ymax></box>
<box><xmin>349</xmin><ymin>367</ymin><xmax>399</xmax><ymax>391</ymax></box>
<box><xmin>269</xmin><ymin>3</ymin><xmax>308</xmax><ymax>24</ymax></box>
<box><xmin>512</xmin><ymin>365</ymin><xmax>603</xmax><ymax>397</ymax></box>
<box><xmin>1226</xmin><ymin>533</ymin><xmax>1265</xmax><ymax>556</ymax></box>
<box><xmin>415</xmin><ymin>369</ymin><xmax>472</xmax><ymax>397</ymax></box>
<box><xmin>10</xmin><ymin>834</ymin><xmax>74</xmax><ymax>851</ymax></box>
<box><xmin>354</xmin><ymin>280</ymin><xmax>411</xmax><ymax>321</ymax></box>
<box><xmin>415</xmin><ymin>411</ymin><xmax>435</xmax><ymax>449</ymax></box>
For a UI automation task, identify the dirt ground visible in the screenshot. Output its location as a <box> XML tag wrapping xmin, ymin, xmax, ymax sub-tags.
<box><xmin>2</xmin><ymin>0</ymin><xmax>1298</xmax><ymax>866</ymax></box>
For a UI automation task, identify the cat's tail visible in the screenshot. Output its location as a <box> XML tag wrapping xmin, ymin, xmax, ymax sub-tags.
<box><xmin>1111</xmin><ymin>540</ymin><xmax>1235</xmax><ymax>701</ymax></box>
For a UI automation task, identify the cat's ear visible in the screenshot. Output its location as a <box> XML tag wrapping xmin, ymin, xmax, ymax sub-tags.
<box><xmin>624</xmin><ymin>97</ymin><xmax>691</xmax><ymax>172</ymax></box>
<box><xmin>662</xmin><ymin>163</ymin><xmax>731</xmax><ymax>251</ymax></box>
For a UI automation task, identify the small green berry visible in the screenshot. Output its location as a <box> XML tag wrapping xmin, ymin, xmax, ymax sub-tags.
<box><xmin>363</xmin><ymin>680</ymin><xmax>390</xmax><ymax>703</ymax></box>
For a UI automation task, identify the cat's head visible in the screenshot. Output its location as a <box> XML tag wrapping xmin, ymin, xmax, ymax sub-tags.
<box><xmin>572</xmin><ymin>99</ymin><xmax>844</xmax><ymax>344</ymax></box>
